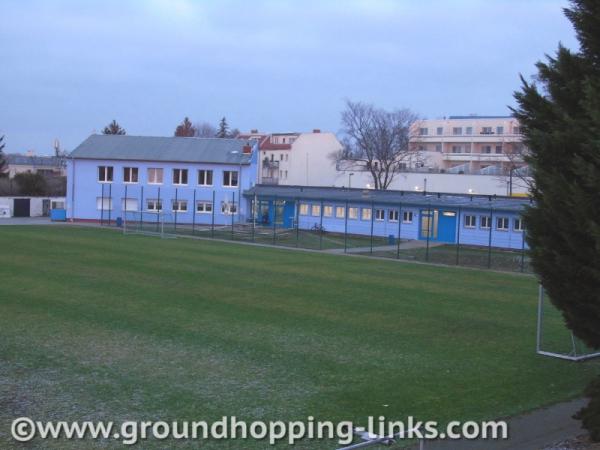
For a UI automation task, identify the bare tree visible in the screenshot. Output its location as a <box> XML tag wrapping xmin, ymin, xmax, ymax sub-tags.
<box><xmin>333</xmin><ymin>100</ymin><xmax>420</xmax><ymax>190</ymax></box>
<box><xmin>0</xmin><ymin>135</ymin><xmax>7</xmax><ymax>177</ymax></box>
<box><xmin>194</xmin><ymin>121</ymin><xmax>217</xmax><ymax>138</ymax></box>
<box><xmin>494</xmin><ymin>140</ymin><xmax>534</xmax><ymax>194</ymax></box>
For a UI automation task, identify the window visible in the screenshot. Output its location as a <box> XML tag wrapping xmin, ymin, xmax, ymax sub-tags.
<box><xmin>435</xmin><ymin>144</ymin><xmax>442</xmax><ymax>152</ymax></box>
<box><xmin>497</xmin><ymin>217</ymin><xmax>509</xmax><ymax>231</ymax></box>
<box><xmin>482</xmin><ymin>145</ymin><xmax>492</xmax><ymax>154</ymax></box>
<box><xmin>96</xmin><ymin>197</ymin><xmax>113</xmax><ymax>210</ymax></box>
<box><xmin>375</xmin><ymin>209</ymin><xmax>385</xmax><ymax>221</ymax></box>
<box><xmin>323</xmin><ymin>205</ymin><xmax>333</xmax><ymax>217</ymax></box>
<box><xmin>466</xmin><ymin>126</ymin><xmax>473</xmax><ymax>135</ymax></box>
<box><xmin>452</xmin><ymin>127</ymin><xmax>462</xmax><ymax>135</ymax></box>
<box><xmin>495</xmin><ymin>145</ymin><xmax>503</xmax><ymax>154</ymax></box>
<box><xmin>513</xmin><ymin>126</ymin><xmax>521</xmax><ymax>134</ymax></box>
<box><xmin>284</xmin><ymin>170</ymin><xmax>288</xmax><ymax>179</ymax></box>
<box><xmin>482</xmin><ymin>126</ymin><xmax>493</xmax><ymax>134</ymax></box>
<box><xmin>147</xmin><ymin>168</ymin><xmax>163</xmax><ymax>184</ymax></box>
<box><xmin>121</xmin><ymin>198</ymin><xmax>138</xmax><ymax>212</ymax></box>
<box><xmin>223</xmin><ymin>170</ymin><xmax>238</xmax><ymax>187</ymax></box>
<box><xmin>436</xmin><ymin>127</ymin><xmax>443</xmax><ymax>135</ymax></box>
<box><xmin>311</xmin><ymin>204</ymin><xmax>321</xmax><ymax>216</ymax></box>
<box><xmin>51</xmin><ymin>201</ymin><xmax>65</xmax><ymax>209</ymax></box>
<box><xmin>496</xmin><ymin>126</ymin><xmax>504</xmax><ymax>135</ymax></box>
<box><xmin>335</xmin><ymin>206</ymin><xmax>345</xmax><ymax>218</ymax></box>
<box><xmin>419</xmin><ymin>127</ymin><xmax>428</xmax><ymax>136</ymax></box>
<box><xmin>198</xmin><ymin>170</ymin><xmax>213</xmax><ymax>186</ymax></box>
<box><xmin>173</xmin><ymin>168</ymin><xmax>188</xmax><ymax>185</ymax></box>
<box><xmin>221</xmin><ymin>202</ymin><xmax>237</xmax><ymax>215</ymax></box>
<box><xmin>172</xmin><ymin>200</ymin><xmax>188</xmax><ymax>212</ymax></box>
<box><xmin>98</xmin><ymin>166</ymin><xmax>113</xmax><ymax>183</ymax></box>
<box><xmin>146</xmin><ymin>199</ymin><xmax>162</xmax><ymax>212</ymax></box>
<box><xmin>361</xmin><ymin>208</ymin><xmax>372</xmax><ymax>221</ymax></box>
<box><xmin>452</xmin><ymin>145</ymin><xmax>462</xmax><ymax>153</ymax></box>
<box><xmin>480</xmin><ymin>215</ymin><xmax>491</xmax><ymax>229</ymax></box>
<box><xmin>348</xmin><ymin>207</ymin><xmax>358</xmax><ymax>219</ymax></box>
<box><xmin>285</xmin><ymin>154</ymin><xmax>288</xmax><ymax>161</ymax></box>
<box><xmin>464</xmin><ymin>215</ymin><xmax>476</xmax><ymax>228</ymax></box>
<box><xmin>389</xmin><ymin>210</ymin><xmax>399</xmax><ymax>222</ymax></box>
<box><xmin>514</xmin><ymin>218</ymin><xmax>524</xmax><ymax>232</ymax></box>
<box><xmin>280</xmin><ymin>154</ymin><xmax>284</xmax><ymax>161</ymax></box>
<box><xmin>299</xmin><ymin>203</ymin><xmax>309</xmax><ymax>215</ymax></box>
<box><xmin>196</xmin><ymin>201</ymin><xmax>213</xmax><ymax>214</ymax></box>
<box><xmin>403</xmin><ymin>211</ymin><xmax>413</xmax><ymax>223</ymax></box>
<box><xmin>123</xmin><ymin>167</ymin><xmax>138</xmax><ymax>183</ymax></box>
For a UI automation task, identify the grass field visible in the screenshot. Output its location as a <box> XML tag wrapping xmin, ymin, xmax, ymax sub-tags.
<box><xmin>0</xmin><ymin>226</ymin><xmax>598</xmax><ymax>448</ymax></box>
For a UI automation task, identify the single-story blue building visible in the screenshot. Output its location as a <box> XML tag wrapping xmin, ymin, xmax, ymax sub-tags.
<box><xmin>67</xmin><ymin>134</ymin><xmax>258</xmax><ymax>224</ymax></box>
<box><xmin>243</xmin><ymin>185</ymin><xmax>530</xmax><ymax>250</ymax></box>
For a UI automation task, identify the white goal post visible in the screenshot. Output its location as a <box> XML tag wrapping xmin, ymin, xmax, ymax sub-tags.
<box><xmin>536</xmin><ymin>284</ymin><xmax>600</xmax><ymax>361</ymax></box>
<box><xmin>123</xmin><ymin>210</ymin><xmax>175</xmax><ymax>239</ymax></box>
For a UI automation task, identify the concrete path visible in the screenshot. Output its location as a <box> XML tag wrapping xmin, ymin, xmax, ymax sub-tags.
<box><xmin>325</xmin><ymin>240</ymin><xmax>444</xmax><ymax>254</ymax></box>
<box><xmin>411</xmin><ymin>398</ymin><xmax>585</xmax><ymax>450</ymax></box>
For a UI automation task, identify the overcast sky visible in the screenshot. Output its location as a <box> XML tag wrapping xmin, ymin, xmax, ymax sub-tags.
<box><xmin>0</xmin><ymin>0</ymin><xmax>578</xmax><ymax>154</ymax></box>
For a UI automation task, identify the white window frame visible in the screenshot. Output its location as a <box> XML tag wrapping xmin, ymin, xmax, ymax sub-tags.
<box><xmin>464</xmin><ymin>215</ymin><xmax>476</xmax><ymax>228</ymax></box>
<box><xmin>452</xmin><ymin>127</ymin><xmax>462</xmax><ymax>136</ymax></box>
<box><xmin>223</xmin><ymin>170</ymin><xmax>239</xmax><ymax>188</ymax></box>
<box><xmin>98</xmin><ymin>166</ymin><xmax>113</xmax><ymax>183</ymax></box>
<box><xmin>147</xmin><ymin>168</ymin><xmax>163</xmax><ymax>185</ymax></box>
<box><xmin>123</xmin><ymin>167</ymin><xmax>138</xmax><ymax>184</ymax></box>
<box><xmin>335</xmin><ymin>206</ymin><xmax>345</xmax><ymax>218</ymax></box>
<box><xmin>172</xmin><ymin>200</ymin><xmax>188</xmax><ymax>212</ymax></box>
<box><xmin>361</xmin><ymin>208</ymin><xmax>372</xmax><ymax>221</ymax></box>
<box><xmin>323</xmin><ymin>205</ymin><xmax>333</xmax><ymax>217</ymax></box>
<box><xmin>311</xmin><ymin>204</ymin><xmax>321</xmax><ymax>217</ymax></box>
<box><xmin>121</xmin><ymin>198</ymin><xmax>139</xmax><ymax>212</ymax></box>
<box><xmin>198</xmin><ymin>169</ymin><xmax>213</xmax><ymax>186</ymax></box>
<box><xmin>375</xmin><ymin>209</ymin><xmax>385</xmax><ymax>221</ymax></box>
<box><xmin>173</xmin><ymin>168</ymin><xmax>188</xmax><ymax>186</ymax></box>
<box><xmin>497</xmin><ymin>217</ymin><xmax>509</xmax><ymax>231</ymax></box>
<box><xmin>480</xmin><ymin>215</ymin><xmax>491</xmax><ymax>229</ymax></box>
<box><xmin>389</xmin><ymin>210</ymin><xmax>399</xmax><ymax>222</ymax></box>
<box><xmin>221</xmin><ymin>201</ymin><xmax>238</xmax><ymax>215</ymax></box>
<box><xmin>299</xmin><ymin>203</ymin><xmax>309</xmax><ymax>215</ymax></box>
<box><xmin>146</xmin><ymin>199</ymin><xmax>162</xmax><ymax>212</ymax></box>
<box><xmin>196</xmin><ymin>201</ymin><xmax>213</xmax><ymax>214</ymax></box>
<box><xmin>514</xmin><ymin>218</ymin><xmax>524</xmax><ymax>232</ymax></box>
<box><xmin>96</xmin><ymin>197</ymin><xmax>113</xmax><ymax>210</ymax></box>
<box><xmin>348</xmin><ymin>207</ymin><xmax>358</xmax><ymax>220</ymax></box>
<box><xmin>402</xmin><ymin>211</ymin><xmax>413</xmax><ymax>223</ymax></box>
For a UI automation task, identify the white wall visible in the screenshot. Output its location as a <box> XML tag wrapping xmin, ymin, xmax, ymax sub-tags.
<box><xmin>286</xmin><ymin>132</ymin><xmax>342</xmax><ymax>186</ymax></box>
<box><xmin>0</xmin><ymin>196</ymin><xmax>66</xmax><ymax>217</ymax></box>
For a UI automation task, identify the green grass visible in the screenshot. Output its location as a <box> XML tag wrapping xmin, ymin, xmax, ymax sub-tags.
<box><xmin>0</xmin><ymin>226</ymin><xmax>597</xmax><ymax>448</ymax></box>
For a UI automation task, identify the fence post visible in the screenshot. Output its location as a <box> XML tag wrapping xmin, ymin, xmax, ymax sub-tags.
<box><xmin>272</xmin><ymin>196</ymin><xmax>277</xmax><ymax>244</ymax></box>
<box><xmin>425</xmin><ymin>204</ymin><xmax>431</xmax><ymax>262</ymax></box>
<box><xmin>370</xmin><ymin>201</ymin><xmax>375</xmax><ymax>254</ymax></box>
<box><xmin>192</xmin><ymin>189</ymin><xmax>196</xmax><ymax>235</ymax></box>
<box><xmin>455</xmin><ymin>206</ymin><xmax>461</xmax><ymax>266</ymax></box>
<box><xmin>231</xmin><ymin>191</ymin><xmax>235</xmax><ymax>240</ymax></box>
<box><xmin>344</xmin><ymin>200</ymin><xmax>348</xmax><ymax>253</ymax></box>
<box><xmin>174</xmin><ymin>188</ymin><xmax>178</xmax><ymax>232</ymax></box>
<box><xmin>211</xmin><ymin>190</ymin><xmax>215</xmax><ymax>238</ymax></box>
<box><xmin>520</xmin><ymin>229</ymin><xmax>526</xmax><ymax>272</ymax></box>
<box><xmin>156</xmin><ymin>187</ymin><xmax>161</xmax><ymax>232</ymax></box>
<box><xmin>252</xmin><ymin>196</ymin><xmax>257</xmax><ymax>243</ymax></box>
<box><xmin>100</xmin><ymin>184</ymin><xmax>105</xmax><ymax>225</ymax></box>
<box><xmin>487</xmin><ymin>207</ymin><xmax>494</xmax><ymax>269</ymax></box>
<box><xmin>397</xmin><ymin>204</ymin><xmax>402</xmax><ymax>259</ymax></box>
<box><xmin>124</xmin><ymin>184</ymin><xmax>128</xmax><ymax>233</ymax></box>
<box><xmin>108</xmin><ymin>183</ymin><xmax>112</xmax><ymax>226</ymax></box>
<box><xmin>295</xmin><ymin>199</ymin><xmax>300</xmax><ymax>247</ymax></box>
<box><xmin>319</xmin><ymin>199</ymin><xmax>324</xmax><ymax>250</ymax></box>
<box><xmin>139</xmin><ymin>185</ymin><xmax>144</xmax><ymax>230</ymax></box>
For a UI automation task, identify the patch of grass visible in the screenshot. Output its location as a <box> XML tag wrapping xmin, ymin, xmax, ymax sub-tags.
<box><xmin>0</xmin><ymin>226</ymin><xmax>596</xmax><ymax>448</ymax></box>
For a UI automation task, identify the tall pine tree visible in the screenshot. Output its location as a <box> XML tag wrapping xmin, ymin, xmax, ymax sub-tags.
<box><xmin>174</xmin><ymin>117</ymin><xmax>196</xmax><ymax>137</ymax></box>
<box><xmin>0</xmin><ymin>135</ymin><xmax>7</xmax><ymax>177</ymax></box>
<box><xmin>513</xmin><ymin>0</ymin><xmax>600</xmax><ymax>438</ymax></box>
<box><xmin>216</xmin><ymin>117</ymin><xmax>229</xmax><ymax>138</ymax></box>
<box><xmin>102</xmin><ymin>120</ymin><xmax>126</xmax><ymax>135</ymax></box>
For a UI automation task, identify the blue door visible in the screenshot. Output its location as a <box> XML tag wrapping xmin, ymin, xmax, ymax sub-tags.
<box><xmin>419</xmin><ymin>209</ymin><xmax>457</xmax><ymax>243</ymax></box>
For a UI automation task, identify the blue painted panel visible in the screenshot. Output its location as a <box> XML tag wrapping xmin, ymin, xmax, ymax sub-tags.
<box><xmin>438</xmin><ymin>211</ymin><xmax>457</xmax><ymax>243</ymax></box>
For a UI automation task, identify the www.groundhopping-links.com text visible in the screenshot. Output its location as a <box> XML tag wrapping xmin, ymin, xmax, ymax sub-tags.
<box><xmin>11</xmin><ymin>416</ymin><xmax>508</xmax><ymax>445</ymax></box>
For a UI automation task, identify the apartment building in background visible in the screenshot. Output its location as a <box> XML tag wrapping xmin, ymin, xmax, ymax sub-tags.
<box><xmin>409</xmin><ymin>115</ymin><xmax>528</xmax><ymax>176</ymax></box>
<box><xmin>237</xmin><ymin>129</ymin><xmax>343</xmax><ymax>186</ymax></box>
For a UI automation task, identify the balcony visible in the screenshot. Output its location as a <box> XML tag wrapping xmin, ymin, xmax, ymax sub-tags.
<box><xmin>261</xmin><ymin>177</ymin><xmax>279</xmax><ymax>185</ymax></box>
<box><xmin>262</xmin><ymin>159</ymin><xmax>279</xmax><ymax>169</ymax></box>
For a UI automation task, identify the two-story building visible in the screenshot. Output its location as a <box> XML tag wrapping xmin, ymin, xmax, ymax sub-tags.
<box><xmin>67</xmin><ymin>134</ymin><xmax>258</xmax><ymax>224</ymax></box>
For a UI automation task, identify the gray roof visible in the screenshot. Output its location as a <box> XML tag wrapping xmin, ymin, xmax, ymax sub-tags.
<box><xmin>244</xmin><ymin>185</ymin><xmax>531</xmax><ymax>212</ymax></box>
<box><xmin>70</xmin><ymin>134</ymin><xmax>253</xmax><ymax>165</ymax></box>
<box><xmin>7</xmin><ymin>154</ymin><xmax>63</xmax><ymax>167</ymax></box>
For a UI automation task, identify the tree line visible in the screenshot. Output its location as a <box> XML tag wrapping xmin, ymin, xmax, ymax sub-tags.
<box><xmin>102</xmin><ymin>117</ymin><xmax>239</xmax><ymax>139</ymax></box>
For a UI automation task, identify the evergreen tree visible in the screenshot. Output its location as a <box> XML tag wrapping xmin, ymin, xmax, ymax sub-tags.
<box><xmin>0</xmin><ymin>135</ymin><xmax>7</xmax><ymax>177</ymax></box>
<box><xmin>174</xmin><ymin>117</ymin><xmax>196</xmax><ymax>137</ymax></box>
<box><xmin>216</xmin><ymin>117</ymin><xmax>229</xmax><ymax>138</ymax></box>
<box><xmin>102</xmin><ymin>120</ymin><xmax>126</xmax><ymax>135</ymax></box>
<box><xmin>513</xmin><ymin>0</ymin><xmax>600</xmax><ymax>438</ymax></box>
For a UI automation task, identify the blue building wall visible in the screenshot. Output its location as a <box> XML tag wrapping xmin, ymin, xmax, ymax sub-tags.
<box><xmin>67</xmin><ymin>153</ymin><xmax>257</xmax><ymax>225</ymax></box>
<box><xmin>255</xmin><ymin>198</ymin><xmax>526</xmax><ymax>250</ymax></box>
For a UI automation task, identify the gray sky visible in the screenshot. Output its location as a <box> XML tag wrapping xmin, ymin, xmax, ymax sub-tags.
<box><xmin>0</xmin><ymin>0</ymin><xmax>578</xmax><ymax>155</ymax></box>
